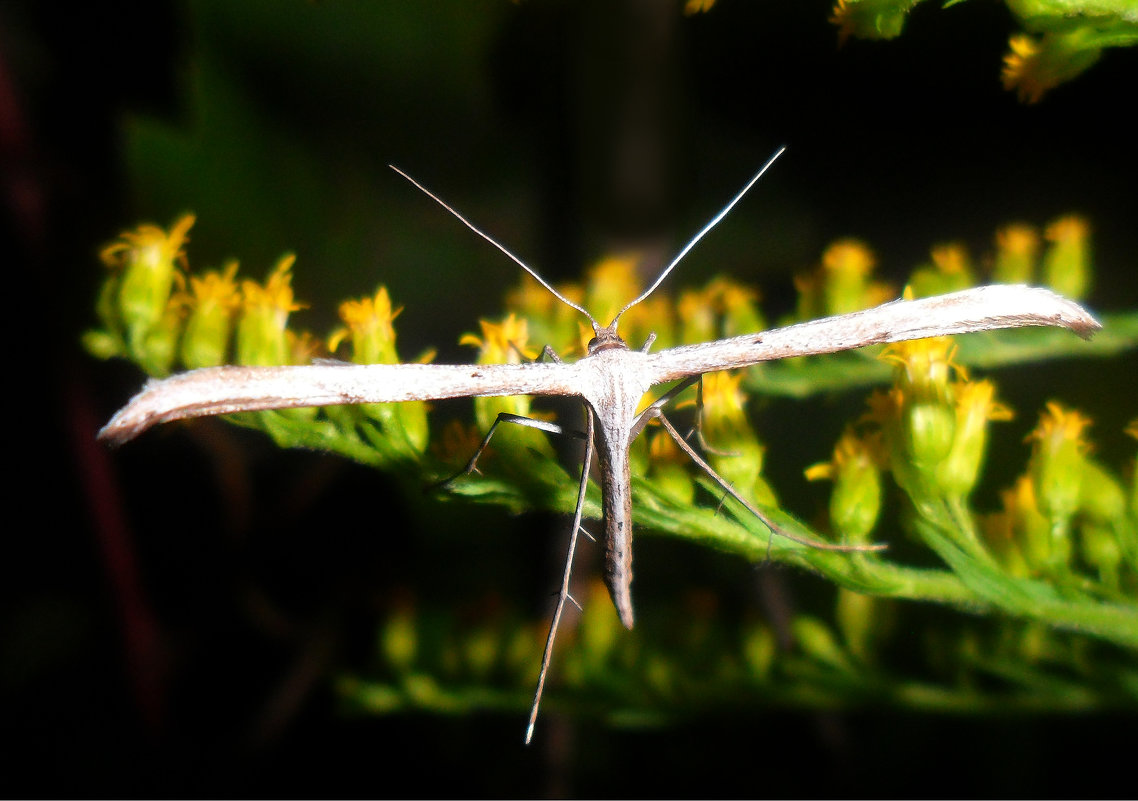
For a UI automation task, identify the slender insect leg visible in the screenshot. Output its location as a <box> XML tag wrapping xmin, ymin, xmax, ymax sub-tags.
<box><xmin>646</xmin><ymin>410</ymin><xmax>886</xmax><ymax>553</ymax></box>
<box><xmin>433</xmin><ymin>343</ymin><xmax>579</xmax><ymax>490</ymax></box>
<box><xmin>526</xmin><ymin>407</ymin><xmax>595</xmax><ymax>744</ymax></box>
<box><xmin>628</xmin><ymin>374</ymin><xmax>700</xmax><ymax>441</ymax></box>
<box><xmin>541</xmin><ymin>344</ymin><xmax>564</xmax><ymax>364</ymax></box>
<box><xmin>627</xmin><ymin>373</ymin><xmax>733</xmax><ymax>456</ymax></box>
<box><xmin>432</xmin><ymin>413</ymin><xmax>585</xmax><ymax>489</ymax></box>
<box><xmin>689</xmin><ymin>375</ymin><xmax>737</xmax><ymax>456</ymax></box>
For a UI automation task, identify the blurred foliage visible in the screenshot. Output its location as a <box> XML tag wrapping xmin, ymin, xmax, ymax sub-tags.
<box><xmin>824</xmin><ymin>0</ymin><xmax>1138</xmax><ymax>102</ymax></box>
<box><xmin>87</xmin><ymin>208</ymin><xmax>1138</xmax><ymax>731</ymax></box>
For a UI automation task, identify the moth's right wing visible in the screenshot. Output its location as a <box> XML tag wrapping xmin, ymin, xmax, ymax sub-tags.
<box><xmin>642</xmin><ymin>285</ymin><xmax>1100</xmax><ymax>384</ymax></box>
<box><xmin>99</xmin><ymin>361</ymin><xmax>581</xmax><ymax>445</ymax></box>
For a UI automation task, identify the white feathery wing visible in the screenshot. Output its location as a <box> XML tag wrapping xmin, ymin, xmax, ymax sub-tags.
<box><xmin>99</xmin><ymin>284</ymin><xmax>1099</xmax><ymax>445</ymax></box>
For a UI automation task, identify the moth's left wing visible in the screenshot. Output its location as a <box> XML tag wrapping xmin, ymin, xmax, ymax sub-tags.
<box><xmin>99</xmin><ymin>360</ymin><xmax>582</xmax><ymax>445</ymax></box>
<box><xmin>642</xmin><ymin>285</ymin><xmax>1100</xmax><ymax>384</ymax></box>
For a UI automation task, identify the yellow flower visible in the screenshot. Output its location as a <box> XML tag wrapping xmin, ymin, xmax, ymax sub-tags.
<box><xmin>878</xmin><ymin>337</ymin><xmax>965</xmax><ymax>493</ymax></box>
<box><xmin>805</xmin><ymin>427</ymin><xmax>884</xmax><ymax>544</ymax></box>
<box><xmin>994</xmin><ymin>224</ymin><xmax>1039</xmax><ymax>284</ymax></box>
<box><xmin>702</xmin><ymin>276</ymin><xmax>764</xmax><ymax>338</ymax></box>
<box><xmin>186</xmin><ymin>261</ymin><xmax>241</xmax><ymax>308</ymax></box>
<box><xmin>701</xmin><ymin>371</ymin><xmax>750</xmax><ymax>444</ymax></box>
<box><xmin>99</xmin><ymin>213</ymin><xmax>195</xmax><ymax>273</ymax></box>
<box><xmin>820</xmin><ymin>239</ymin><xmax>881</xmax><ymax>316</ymax></box>
<box><xmin>238</xmin><ymin>255</ymin><xmax>306</xmax><ymax>366</ymax></box>
<box><xmin>984</xmin><ymin>475</ymin><xmax>1045</xmax><ymax>575</ymax></box>
<box><xmin>936</xmin><ymin>380</ymin><xmax>1014</xmax><ymax>498</ymax></box>
<box><xmin>1002</xmin><ymin>34</ymin><xmax>1048</xmax><ymax>103</ymax></box>
<box><xmin>585</xmin><ymin>254</ymin><xmax>642</xmax><ymax>332</ymax></box>
<box><xmin>1001</xmin><ymin>32</ymin><xmax>1102</xmax><ymax>104</ymax></box>
<box><xmin>683</xmin><ymin>0</ymin><xmax>716</xmax><ymax>14</ymax></box>
<box><xmin>1026</xmin><ymin>401</ymin><xmax>1093</xmax><ymax>523</ymax></box>
<box><xmin>880</xmin><ymin>336</ymin><xmax>964</xmax><ymax>404</ymax></box>
<box><xmin>931</xmin><ymin>243</ymin><xmax>972</xmax><ymax>280</ymax></box>
<box><xmin>506</xmin><ymin>277</ymin><xmax>584</xmax><ymax>356</ymax></box>
<box><xmin>100</xmin><ymin>213</ymin><xmax>195</xmax><ymax>356</ymax></box>
<box><xmin>823</xmin><ymin>239</ymin><xmax>875</xmax><ymax>279</ymax></box>
<box><xmin>179</xmin><ymin>261</ymin><xmax>241</xmax><ymax>369</ymax></box>
<box><xmin>330</xmin><ymin>286</ymin><xmax>402</xmax><ymax>364</ymax></box>
<box><xmin>829</xmin><ymin>0</ymin><xmax>857</xmax><ymax>46</ymax></box>
<box><xmin>677</xmin><ymin>288</ymin><xmax>718</xmax><ymax>346</ymax></box>
<box><xmin>329</xmin><ymin>287</ymin><xmax>428</xmax><ymax>453</ymax></box>
<box><xmin>460</xmin><ymin>314</ymin><xmax>536</xmax><ymax>365</ymax></box>
<box><xmin>1043</xmin><ymin>215</ymin><xmax>1091</xmax><ymax>300</ymax></box>
<box><xmin>460</xmin><ymin>315</ymin><xmax>549</xmax><ymax>436</ymax></box>
<box><xmin>701</xmin><ymin>370</ymin><xmax>768</xmax><ymax>504</ymax></box>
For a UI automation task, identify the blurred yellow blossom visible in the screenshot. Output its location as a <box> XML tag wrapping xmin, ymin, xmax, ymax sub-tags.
<box><xmin>238</xmin><ymin>255</ymin><xmax>306</xmax><ymax>366</ymax></box>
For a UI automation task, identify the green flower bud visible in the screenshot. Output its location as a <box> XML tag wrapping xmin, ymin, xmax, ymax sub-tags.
<box><xmin>806</xmin><ymin>428</ymin><xmax>883</xmax><ymax>545</ymax></box>
<box><xmin>99</xmin><ymin>214</ymin><xmax>194</xmax><ymax>359</ymax></box>
<box><xmin>821</xmin><ymin>239</ymin><xmax>876</xmax><ymax>317</ymax></box>
<box><xmin>181</xmin><ymin>262</ymin><xmax>240</xmax><ymax>369</ymax></box>
<box><xmin>1028</xmin><ymin>402</ymin><xmax>1091</xmax><ymax>524</ymax></box>
<box><xmin>903</xmin><ymin>401</ymin><xmax>956</xmax><ymax>472</ymax></box>
<box><xmin>994</xmin><ymin>224</ymin><xmax>1039</xmax><ymax>284</ymax></box>
<box><xmin>238</xmin><ymin>255</ymin><xmax>303</xmax><ymax>367</ymax></box>
<box><xmin>1043</xmin><ymin>216</ymin><xmax>1091</xmax><ymax>300</ymax></box>
<box><xmin>936</xmin><ymin>380</ymin><xmax>1014</xmax><ymax>498</ymax></box>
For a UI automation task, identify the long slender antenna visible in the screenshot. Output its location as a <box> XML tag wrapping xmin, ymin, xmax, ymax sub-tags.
<box><xmin>390</xmin><ymin>165</ymin><xmax>600</xmax><ymax>330</ymax></box>
<box><xmin>610</xmin><ymin>145</ymin><xmax>787</xmax><ymax>328</ymax></box>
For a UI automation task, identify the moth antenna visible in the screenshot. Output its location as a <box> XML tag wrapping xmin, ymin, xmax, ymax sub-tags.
<box><xmin>610</xmin><ymin>145</ymin><xmax>787</xmax><ymax>328</ymax></box>
<box><xmin>390</xmin><ymin>165</ymin><xmax>600</xmax><ymax>332</ymax></box>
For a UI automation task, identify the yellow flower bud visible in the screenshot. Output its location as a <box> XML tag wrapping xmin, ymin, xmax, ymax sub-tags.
<box><xmin>909</xmin><ymin>243</ymin><xmax>974</xmax><ymax>298</ymax></box>
<box><xmin>1001</xmin><ymin>32</ymin><xmax>1102</xmax><ymax>104</ymax></box>
<box><xmin>585</xmin><ymin>255</ymin><xmax>641</xmax><ymax>334</ymax></box>
<box><xmin>100</xmin><ymin>214</ymin><xmax>194</xmax><ymax>358</ymax></box>
<box><xmin>821</xmin><ymin>239</ymin><xmax>876</xmax><ymax>317</ymax></box>
<box><xmin>1044</xmin><ymin>216</ymin><xmax>1091</xmax><ymax>300</ymax></box>
<box><xmin>936</xmin><ymin>380</ymin><xmax>1014</xmax><ymax>498</ymax></box>
<box><xmin>1027</xmin><ymin>402</ymin><xmax>1092</xmax><ymax>524</ymax></box>
<box><xmin>702</xmin><ymin>371</ymin><xmax>765</xmax><ymax>497</ymax></box>
<box><xmin>181</xmin><ymin>261</ymin><xmax>241</xmax><ymax>369</ymax></box>
<box><xmin>806</xmin><ymin>427</ymin><xmax>883</xmax><ymax>544</ymax></box>
<box><xmin>238</xmin><ymin>255</ymin><xmax>304</xmax><ymax>366</ymax></box>
<box><xmin>994</xmin><ymin>224</ymin><xmax>1039</xmax><ymax>284</ymax></box>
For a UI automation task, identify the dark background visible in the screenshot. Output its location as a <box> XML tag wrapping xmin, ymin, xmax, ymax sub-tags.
<box><xmin>4</xmin><ymin>0</ymin><xmax>1137</xmax><ymax>796</ymax></box>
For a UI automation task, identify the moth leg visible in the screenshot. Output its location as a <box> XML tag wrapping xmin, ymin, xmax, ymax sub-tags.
<box><xmin>627</xmin><ymin>373</ymin><xmax>736</xmax><ymax>456</ymax></box>
<box><xmin>526</xmin><ymin>407</ymin><xmax>595</xmax><ymax>744</ymax></box>
<box><xmin>629</xmin><ymin>374</ymin><xmax>701</xmax><ymax>441</ymax></box>
<box><xmin>646</xmin><ymin>410</ymin><xmax>887</xmax><ymax>554</ymax></box>
<box><xmin>688</xmin><ymin>376</ymin><xmax>738</xmax><ymax>457</ymax></box>
<box><xmin>432</xmin><ymin>412</ymin><xmax>584</xmax><ymax>490</ymax></box>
